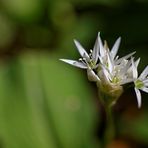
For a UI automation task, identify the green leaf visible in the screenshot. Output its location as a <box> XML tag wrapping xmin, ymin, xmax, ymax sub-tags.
<box><xmin>0</xmin><ymin>52</ymin><xmax>98</xmax><ymax>148</ymax></box>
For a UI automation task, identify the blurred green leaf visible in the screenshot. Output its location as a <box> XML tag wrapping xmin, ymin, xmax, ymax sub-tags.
<box><xmin>0</xmin><ymin>12</ymin><xmax>16</xmax><ymax>49</ymax></box>
<box><xmin>0</xmin><ymin>52</ymin><xmax>98</xmax><ymax>148</ymax></box>
<box><xmin>24</xmin><ymin>26</ymin><xmax>52</xmax><ymax>48</ymax></box>
<box><xmin>1</xmin><ymin>0</ymin><xmax>44</xmax><ymax>23</ymax></box>
<box><xmin>123</xmin><ymin>113</ymin><xmax>148</xmax><ymax>144</ymax></box>
<box><xmin>49</xmin><ymin>1</ymin><xmax>76</xmax><ymax>30</ymax></box>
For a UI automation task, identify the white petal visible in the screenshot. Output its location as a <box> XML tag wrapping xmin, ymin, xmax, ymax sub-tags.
<box><xmin>139</xmin><ymin>66</ymin><xmax>148</xmax><ymax>79</ymax></box>
<box><xmin>120</xmin><ymin>59</ymin><xmax>131</xmax><ymax>75</ymax></box>
<box><xmin>131</xmin><ymin>58</ymin><xmax>138</xmax><ymax>79</ymax></box>
<box><xmin>101</xmin><ymin>65</ymin><xmax>111</xmax><ymax>81</ymax></box>
<box><xmin>144</xmin><ymin>83</ymin><xmax>148</xmax><ymax>87</ymax></box>
<box><xmin>135</xmin><ymin>58</ymin><xmax>140</xmax><ymax>68</ymax></box>
<box><xmin>125</xmin><ymin>59</ymin><xmax>132</xmax><ymax>71</ymax></box>
<box><xmin>120</xmin><ymin>78</ymin><xmax>133</xmax><ymax>85</ymax></box>
<box><xmin>92</xmin><ymin>34</ymin><xmax>99</xmax><ymax>63</ymax></box>
<box><xmin>98</xmin><ymin>33</ymin><xmax>105</xmax><ymax>57</ymax></box>
<box><xmin>107</xmin><ymin>53</ymin><xmax>114</xmax><ymax>73</ymax></box>
<box><xmin>116</xmin><ymin>51</ymin><xmax>136</xmax><ymax>64</ymax></box>
<box><xmin>74</xmin><ymin>39</ymin><xmax>89</xmax><ymax>59</ymax></box>
<box><xmin>140</xmin><ymin>87</ymin><xmax>148</xmax><ymax>93</ymax></box>
<box><xmin>98</xmin><ymin>55</ymin><xmax>103</xmax><ymax>64</ymax></box>
<box><xmin>60</xmin><ymin>59</ymin><xmax>87</xmax><ymax>69</ymax></box>
<box><xmin>127</xmin><ymin>58</ymin><xmax>140</xmax><ymax>77</ymax></box>
<box><xmin>87</xmin><ymin>68</ymin><xmax>100</xmax><ymax>82</ymax></box>
<box><xmin>115</xmin><ymin>55</ymin><xmax>119</xmax><ymax>60</ymax></box>
<box><xmin>134</xmin><ymin>88</ymin><xmax>142</xmax><ymax>108</ymax></box>
<box><xmin>143</xmin><ymin>79</ymin><xmax>148</xmax><ymax>86</ymax></box>
<box><xmin>111</xmin><ymin>37</ymin><xmax>121</xmax><ymax>60</ymax></box>
<box><xmin>143</xmin><ymin>79</ymin><xmax>148</xmax><ymax>83</ymax></box>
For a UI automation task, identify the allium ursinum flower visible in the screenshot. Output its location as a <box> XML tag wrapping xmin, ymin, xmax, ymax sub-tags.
<box><xmin>60</xmin><ymin>34</ymin><xmax>100</xmax><ymax>82</ymax></box>
<box><xmin>132</xmin><ymin>58</ymin><xmax>148</xmax><ymax>108</ymax></box>
<box><xmin>60</xmin><ymin>32</ymin><xmax>147</xmax><ymax>108</ymax></box>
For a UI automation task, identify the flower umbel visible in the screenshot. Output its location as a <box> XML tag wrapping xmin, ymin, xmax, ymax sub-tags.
<box><xmin>60</xmin><ymin>32</ymin><xmax>148</xmax><ymax>108</ymax></box>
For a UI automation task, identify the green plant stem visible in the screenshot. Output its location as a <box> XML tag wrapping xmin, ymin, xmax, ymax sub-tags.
<box><xmin>104</xmin><ymin>106</ymin><xmax>115</xmax><ymax>146</ymax></box>
<box><xmin>99</xmin><ymin>93</ymin><xmax>115</xmax><ymax>147</ymax></box>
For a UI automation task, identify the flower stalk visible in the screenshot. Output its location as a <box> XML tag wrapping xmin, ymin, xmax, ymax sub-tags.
<box><xmin>104</xmin><ymin>105</ymin><xmax>115</xmax><ymax>146</ymax></box>
<box><xmin>98</xmin><ymin>91</ymin><xmax>115</xmax><ymax>147</ymax></box>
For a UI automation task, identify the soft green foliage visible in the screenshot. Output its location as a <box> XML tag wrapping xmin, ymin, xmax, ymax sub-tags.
<box><xmin>0</xmin><ymin>53</ymin><xmax>97</xmax><ymax>148</ymax></box>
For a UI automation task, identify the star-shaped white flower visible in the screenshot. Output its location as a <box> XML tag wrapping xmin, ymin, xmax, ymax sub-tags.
<box><xmin>60</xmin><ymin>35</ymin><xmax>99</xmax><ymax>69</ymax></box>
<box><xmin>132</xmin><ymin>58</ymin><xmax>148</xmax><ymax>108</ymax></box>
<box><xmin>60</xmin><ymin>34</ymin><xmax>101</xmax><ymax>82</ymax></box>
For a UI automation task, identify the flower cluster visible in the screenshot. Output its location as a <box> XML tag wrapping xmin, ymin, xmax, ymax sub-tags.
<box><xmin>60</xmin><ymin>33</ymin><xmax>148</xmax><ymax>108</ymax></box>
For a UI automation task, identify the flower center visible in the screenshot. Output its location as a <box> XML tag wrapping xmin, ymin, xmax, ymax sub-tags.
<box><xmin>135</xmin><ymin>79</ymin><xmax>144</xmax><ymax>89</ymax></box>
<box><xmin>111</xmin><ymin>76</ymin><xmax>120</xmax><ymax>84</ymax></box>
<box><xmin>88</xmin><ymin>59</ymin><xmax>96</xmax><ymax>69</ymax></box>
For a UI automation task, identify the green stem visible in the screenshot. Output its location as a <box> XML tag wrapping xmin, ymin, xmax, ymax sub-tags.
<box><xmin>104</xmin><ymin>106</ymin><xmax>115</xmax><ymax>146</ymax></box>
<box><xmin>99</xmin><ymin>92</ymin><xmax>115</xmax><ymax>147</ymax></box>
<box><xmin>97</xmin><ymin>82</ymin><xmax>122</xmax><ymax>147</ymax></box>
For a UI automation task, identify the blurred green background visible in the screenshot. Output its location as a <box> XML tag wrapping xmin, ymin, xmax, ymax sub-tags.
<box><xmin>0</xmin><ymin>0</ymin><xmax>148</xmax><ymax>147</ymax></box>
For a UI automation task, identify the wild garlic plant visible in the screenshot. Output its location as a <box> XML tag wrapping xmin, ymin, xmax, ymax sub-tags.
<box><xmin>60</xmin><ymin>33</ymin><xmax>148</xmax><ymax>109</ymax></box>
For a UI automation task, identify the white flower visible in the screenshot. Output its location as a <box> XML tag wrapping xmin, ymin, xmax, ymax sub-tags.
<box><xmin>60</xmin><ymin>36</ymin><xmax>99</xmax><ymax>69</ymax></box>
<box><xmin>97</xmin><ymin>34</ymin><xmax>135</xmax><ymax>86</ymax></box>
<box><xmin>132</xmin><ymin>58</ymin><xmax>148</xmax><ymax>108</ymax></box>
<box><xmin>60</xmin><ymin>34</ymin><xmax>100</xmax><ymax>81</ymax></box>
<box><xmin>60</xmin><ymin>32</ymin><xmax>148</xmax><ymax>108</ymax></box>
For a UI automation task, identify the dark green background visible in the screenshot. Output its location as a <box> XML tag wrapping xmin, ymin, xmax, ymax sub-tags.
<box><xmin>0</xmin><ymin>0</ymin><xmax>148</xmax><ymax>147</ymax></box>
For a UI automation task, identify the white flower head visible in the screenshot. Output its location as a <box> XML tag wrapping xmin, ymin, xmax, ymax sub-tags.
<box><xmin>60</xmin><ymin>32</ymin><xmax>147</xmax><ymax>108</ymax></box>
<box><xmin>131</xmin><ymin>58</ymin><xmax>148</xmax><ymax>108</ymax></box>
